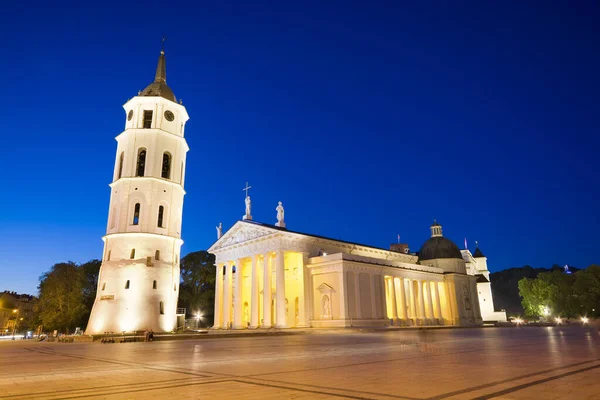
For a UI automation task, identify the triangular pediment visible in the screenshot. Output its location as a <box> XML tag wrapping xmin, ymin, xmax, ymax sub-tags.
<box><xmin>316</xmin><ymin>283</ymin><xmax>336</xmax><ymax>294</ymax></box>
<box><xmin>208</xmin><ymin>221</ymin><xmax>280</xmax><ymax>252</ymax></box>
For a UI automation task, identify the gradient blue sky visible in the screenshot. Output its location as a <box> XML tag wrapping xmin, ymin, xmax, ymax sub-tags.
<box><xmin>1</xmin><ymin>1</ymin><xmax>598</xmax><ymax>295</ymax></box>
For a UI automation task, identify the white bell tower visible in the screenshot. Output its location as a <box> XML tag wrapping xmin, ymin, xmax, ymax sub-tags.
<box><xmin>86</xmin><ymin>48</ymin><xmax>189</xmax><ymax>334</ymax></box>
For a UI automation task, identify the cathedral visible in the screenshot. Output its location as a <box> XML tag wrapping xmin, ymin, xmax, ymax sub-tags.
<box><xmin>86</xmin><ymin>49</ymin><xmax>189</xmax><ymax>334</ymax></box>
<box><xmin>209</xmin><ymin>203</ymin><xmax>507</xmax><ymax>329</ymax></box>
<box><xmin>86</xmin><ymin>48</ymin><xmax>505</xmax><ymax>334</ymax></box>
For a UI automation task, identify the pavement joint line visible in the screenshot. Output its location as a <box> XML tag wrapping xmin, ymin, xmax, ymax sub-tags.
<box><xmin>426</xmin><ymin>358</ymin><xmax>600</xmax><ymax>399</ymax></box>
<box><xmin>5</xmin><ymin>378</ymin><xmax>232</xmax><ymax>400</ymax></box>
<box><xmin>229</xmin><ymin>378</ymin><xmax>387</xmax><ymax>400</ymax></box>
<box><xmin>241</xmin><ymin>376</ymin><xmax>421</xmax><ymax>400</ymax></box>
<box><xmin>0</xmin><ymin>376</ymin><xmax>213</xmax><ymax>399</ymax></box>
<box><xmin>470</xmin><ymin>363</ymin><xmax>600</xmax><ymax>400</ymax></box>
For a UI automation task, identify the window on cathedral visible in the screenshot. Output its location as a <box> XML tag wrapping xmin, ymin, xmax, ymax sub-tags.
<box><xmin>143</xmin><ymin>110</ymin><xmax>153</xmax><ymax>128</ymax></box>
<box><xmin>157</xmin><ymin>206</ymin><xmax>164</xmax><ymax>228</ymax></box>
<box><xmin>107</xmin><ymin>250</ymin><xmax>111</xmax><ymax>261</ymax></box>
<box><xmin>155</xmin><ymin>250</ymin><xmax>160</xmax><ymax>261</ymax></box>
<box><xmin>153</xmin><ymin>280</ymin><xmax>157</xmax><ymax>289</ymax></box>
<box><xmin>146</xmin><ymin>256</ymin><xmax>152</xmax><ymax>266</ymax></box>
<box><xmin>159</xmin><ymin>301</ymin><xmax>164</xmax><ymax>315</ymax></box>
<box><xmin>125</xmin><ymin>280</ymin><xmax>130</xmax><ymax>289</ymax></box>
<box><xmin>130</xmin><ymin>249</ymin><xmax>135</xmax><ymax>259</ymax></box>
<box><xmin>133</xmin><ymin>203</ymin><xmax>140</xmax><ymax>225</ymax></box>
<box><xmin>102</xmin><ymin>282</ymin><xmax>106</xmax><ymax>291</ymax></box>
<box><xmin>173</xmin><ymin>283</ymin><xmax>176</xmax><ymax>291</ymax></box>
<box><xmin>161</xmin><ymin>153</ymin><xmax>171</xmax><ymax>179</ymax></box>
<box><xmin>117</xmin><ymin>152</ymin><xmax>124</xmax><ymax>179</ymax></box>
<box><xmin>136</xmin><ymin>149</ymin><xmax>146</xmax><ymax>177</ymax></box>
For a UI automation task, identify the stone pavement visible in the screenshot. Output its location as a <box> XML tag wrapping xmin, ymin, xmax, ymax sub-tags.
<box><xmin>0</xmin><ymin>326</ymin><xmax>598</xmax><ymax>399</ymax></box>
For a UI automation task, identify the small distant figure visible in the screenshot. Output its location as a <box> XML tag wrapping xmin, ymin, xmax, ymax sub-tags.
<box><xmin>148</xmin><ymin>329</ymin><xmax>154</xmax><ymax>342</ymax></box>
<box><xmin>216</xmin><ymin>222</ymin><xmax>223</xmax><ymax>239</ymax></box>
<box><xmin>275</xmin><ymin>201</ymin><xmax>286</xmax><ymax>228</ymax></box>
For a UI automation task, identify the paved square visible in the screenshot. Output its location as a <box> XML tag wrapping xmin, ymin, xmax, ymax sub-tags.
<box><xmin>1</xmin><ymin>326</ymin><xmax>599</xmax><ymax>399</ymax></box>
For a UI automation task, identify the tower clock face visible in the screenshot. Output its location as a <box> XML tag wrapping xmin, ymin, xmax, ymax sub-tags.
<box><xmin>127</xmin><ymin>110</ymin><xmax>133</xmax><ymax>121</ymax></box>
<box><xmin>164</xmin><ymin>110</ymin><xmax>175</xmax><ymax>121</ymax></box>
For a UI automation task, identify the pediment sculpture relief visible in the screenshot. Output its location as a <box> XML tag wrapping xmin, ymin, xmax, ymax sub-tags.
<box><xmin>214</xmin><ymin>227</ymin><xmax>273</xmax><ymax>250</ymax></box>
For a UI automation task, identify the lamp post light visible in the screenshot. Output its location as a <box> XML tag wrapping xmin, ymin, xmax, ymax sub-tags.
<box><xmin>11</xmin><ymin>309</ymin><xmax>19</xmax><ymax>338</ymax></box>
<box><xmin>195</xmin><ymin>312</ymin><xmax>202</xmax><ymax>330</ymax></box>
<box><xmin>582</xmin><ymin>317</ymin><xmax>589</xmax><ymax>325</ymax></box>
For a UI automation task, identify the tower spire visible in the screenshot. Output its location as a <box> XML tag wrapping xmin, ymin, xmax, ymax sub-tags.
<box><xmin>154</xmin><ymin>38</ymin><xmax>167</xmax><ymax>84</ymax></box>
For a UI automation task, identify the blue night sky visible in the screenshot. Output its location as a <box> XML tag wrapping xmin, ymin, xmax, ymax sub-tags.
<box><xmin>1</xmin><ymin>1</ymin><xmax>598</xmax><ymax>295</ymax></box>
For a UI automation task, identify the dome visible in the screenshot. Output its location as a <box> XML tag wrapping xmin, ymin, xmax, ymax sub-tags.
<box><xmin>139</xmin><ymin>50</ymin><xmax>177</xmax><ymax>102</ymax></box>
<box><xmin>418</xmin><ymin>236</ymin><xmax>463</xmax><ymax>262</ymax></box>
<box><xmin>140</xmin><ymin>81</ymin><xmax>176</xmax><ymax>102</ymax></box>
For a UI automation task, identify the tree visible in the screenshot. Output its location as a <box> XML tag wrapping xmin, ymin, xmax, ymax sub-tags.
<box><xmin>518</xmin><ymin>276</ymin><xmax>557</xmax><ymax>317</ymax></box>
<box><xmin>573</xmin><ymin>265</ymin><xmax>600</xmax><ymax>318</ymax></box>
<box><xmin>37</xmin><ymin>262</ymin><xmax>87</xmax><ymax>333</ymax></box>
<box><xmin>179</xmin><ymin>251</ymin><xmax>216</xmax><ymax>323</ymax></box>
<box><xmin>79</xmin><ymin>259</ymin><xmax>101</xmax><ymax>326</ymax></box>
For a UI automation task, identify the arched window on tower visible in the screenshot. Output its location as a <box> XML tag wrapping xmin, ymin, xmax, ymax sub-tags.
<box><xmin>133</xmin><ymin>203</ymin><xmax>140</xmax><ymax>225</ymax></box>
<box><xmin>125</xmin><ymin>280</ymin><xmax>130</xmax><ymax>289</ymax></box>
<box><xmin>153</xmin><ymin>280</ymin><xmax>157</xmax><ymax>289</ymax></box>
<box><xmin>136</xmin><ymin>148</ymin><xmax>146</xmax><ymax>177</ymax></box>
<box><xmin>130</xmin><ymin>249</ymin><xmax>135</xmax><ymax>259</ymax></box>
<box><xmin>155</xmin><ymin>250</ymin><xmax>160</xmax><ymax>261</ymax></box>
<box><xmin>159</xmin><ymin>301</ymin><xmax>164</xmax><ymax>315</ymax></box>
<box><xmin>157</xmin><ymin>205</ymin><xmax>164</xmax><ymax>228</ymax></box>
<box><xmin>161</xmin><ymin>153</ymin><xmax>171</xmax><ymax>179</ymax></box>
<box><xmin>117</xmin><ymin>152</ymin><xmax>124</xmax><ymax>179</ymax></box>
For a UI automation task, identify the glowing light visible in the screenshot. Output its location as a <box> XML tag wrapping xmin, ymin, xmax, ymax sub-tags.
<box><xmin>514</xmin><ymin>318</ymin><xmax>524</xmax><ymax>325</ymax></box>
<box><xmin>582</xmin><ymin>317</ymin><xmax>589</xmax><ymax>324</ymax></box>
<box><xmin>555</xmin><ymin>317</ymin><xmax>562</xmax><ymax>324</ymax></box>
<box><xmin>542</xmin><ymin>306</ymin><xmax>550</xmax><ymax>316</ymax></box>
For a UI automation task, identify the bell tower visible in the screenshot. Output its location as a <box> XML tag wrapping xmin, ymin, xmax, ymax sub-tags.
<box><xmin>86</xmin><ymin>48</ymin><xmax>190</xmax><ymax>334</ymax></box>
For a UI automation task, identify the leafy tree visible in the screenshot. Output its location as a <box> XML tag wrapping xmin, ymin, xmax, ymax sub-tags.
<box><xmin>79</xmin><ymin>259</ymin><xmax>101</xmax><ymax>326</ymax></box>
<box><xmin>37</xmin><ymin>262</ymin><xmax>87</xmax><ymax>333</ymax></box>
<box><xmin>573</xmin><ymin>265</ymin><xmax>600</xmax><ymax>318</ymax></box>
<box><xmin>518</xmin><ymin>276</ymin><xmax>557</xmax><ymax>317</ymax></box>
<box><xmin>179</xmin><ymin>251</ymin><xmax>216</xmax><ymax>323</ymax></box>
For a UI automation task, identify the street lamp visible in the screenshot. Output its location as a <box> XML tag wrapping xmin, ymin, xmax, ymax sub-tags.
<box><xmin>12</xmin><ymin>309</ymin><xmax>19</xmax><ymax>338</ymax></box>
<box><xmin>195</xmin><ymin>311</ymin><xmax>203</xmax><ymax>329</ymax></box>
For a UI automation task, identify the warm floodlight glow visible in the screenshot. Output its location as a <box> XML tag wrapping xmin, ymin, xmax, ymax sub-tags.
<box><xmin>555</xmin><ymin>317</ymin><xmax>562</xmax><ymax>324</ymax></box>
<box><xmin>582</xmin><ymin>317</ymin><xmax>589</xmax><ymax>324</ymax></box>
<box><xmin>542</xmin><ymin>306</ymin><xmax>550</xmax><ymax>316</ymax></box>
<box><xmin>514</xmin><ymin>318</ymin><xmax>524</xmax><ymax>325</ymax></box>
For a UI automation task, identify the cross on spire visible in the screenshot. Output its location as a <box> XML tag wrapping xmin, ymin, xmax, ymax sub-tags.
<box><xmin>242</xmin><ymin>182</ymin><xmax>252</xmax><ymax>198</ymax></box>
<box><xmin>161</xmin><ymin>36</ymin><xmax>166</xmax><ymax>55</ymax></box>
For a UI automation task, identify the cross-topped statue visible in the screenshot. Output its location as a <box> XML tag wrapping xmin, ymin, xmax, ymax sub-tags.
<box><xmin>243</xmin><ymin>182</ymin><xmax>252</xmax><ymax>197</ymax></box>
<box><xmin>242</xmin><ymin>182</ymin><xmax>252</xmax><ymax>221</ymax></box>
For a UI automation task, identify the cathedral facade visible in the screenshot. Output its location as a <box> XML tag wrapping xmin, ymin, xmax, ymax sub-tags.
<box><xmin>86</xmin><ymin>50</ymin><xmax>189</xmax><ymax>334</ymax></box>
<box><xmin>209</xmin><ymin>215</ymin><xmax>506</xmax><ymax>330</ymax></box>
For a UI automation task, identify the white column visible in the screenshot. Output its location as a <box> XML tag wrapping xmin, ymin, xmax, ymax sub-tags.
<box><xmin>388</xmin><ymin>277</ymin><xmax>398</xmax><ymax>321</ymax></box>
<box><xmin>222</xmin><ymin>261</ymin><xmax>232</xmax><ymax>329</ymax></box>
<box><xmin>250</xmin><ymin>255</ymin><xmax>259</xmax><ymax>328</ymax></box>
<box><xmin>434</xmin><ymin>281</ymin><xmax>443</xmax><ymax>323</ymax></box>
<box><xmin>262</xmin><ymin>253</ymin><xmax>272</xmax><ymax>328</ymax></box>
<box><xmin>396</xmin><ymin>277</ymin><xmax>407</xmax><ymax>322</ymax></box>
<box><xmin>418</xmin><ymin>280</ymin><xmax>426</xmax><ymax>325</ymax></box>
<box><xmin>275</xmin><ymin>250</ymin><xmax>286</xmax><ymax>328</ymax></box>
<box><xmin>426</xmin><ymin>281</ymin><xmax>435</xmax><ymax>325</ymax></box>
<box><xmin>233</xmin><ymin>258</ymin><xmax>243</xmax><ymax>329</ymax></box>
<box><xmin>408</xmin><ymin>279</ymin><xmax>416</xmax><ymax>322</ymax></box>
<box><xmin>213</xmin><ymin>263</ymin><xmax>223</xmax><ymax>328</ymax></box>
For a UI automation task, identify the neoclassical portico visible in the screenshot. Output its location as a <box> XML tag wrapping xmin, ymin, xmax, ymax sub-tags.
<box><xmin>209</xmin><ymin>218</ymin><xmax>483</xmax><ymax>329</ymax></box>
